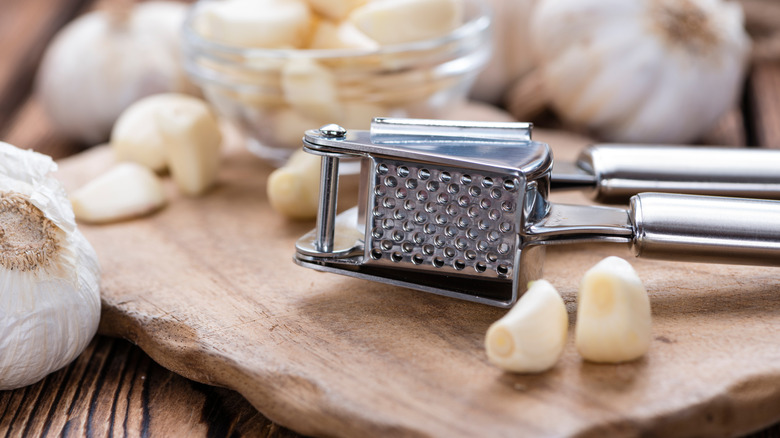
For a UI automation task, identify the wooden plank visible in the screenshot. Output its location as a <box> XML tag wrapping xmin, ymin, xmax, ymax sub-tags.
<box><xmin>49</xmin><ymin>124</ymin><xmax>780</xmax><ymax>438</ymax></box>
<box><xmin>748</xmin><ymin>62</ymin><xmax>780</xmax><ymax>148</ymax></box>
<box><xmin>0</xmin><ymin>336</ymin><xmax>296</xmax><ymax>437</ymax></box>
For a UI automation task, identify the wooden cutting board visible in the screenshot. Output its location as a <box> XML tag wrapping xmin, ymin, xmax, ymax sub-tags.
<box><xmin>55</xmin><ymin>115</ymin><xmax>780</xmax><ymax>437</ymax></box>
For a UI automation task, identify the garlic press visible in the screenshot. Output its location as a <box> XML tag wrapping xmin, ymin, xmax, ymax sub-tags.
<box><xmin>294</xmin><ymin>118</ymin><xmax>780</xmax><ymax>307</ymax></box>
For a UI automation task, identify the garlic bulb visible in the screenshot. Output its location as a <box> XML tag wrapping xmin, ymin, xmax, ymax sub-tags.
<box><xmin>530</xmin><ymin>0</ymin><xmax>751</xmax><ymax>143</ymax></box>
<box><xmin>470</xmin><ymin>0</ymin><xmax>538</xmax><ymax>104</ymax></box>
<box><xmin>36</xmin><ymin>1</ymin><xmax>194</xmax><ymax>144</ymax></box>
<box><xmin>0</xmin><ymin>142</ymin><xmax>101</xmax><ymax>390</ymax></box>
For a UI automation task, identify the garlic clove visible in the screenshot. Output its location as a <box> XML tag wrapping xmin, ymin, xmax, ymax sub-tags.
<box><xmin>70</xmin><ymin>163</ymin><xmax>167</xmax><ymax>224</ymax></box>
<box><xmin>350</xmin><ymin>0</ymin><xmax>464</xmax><ymax>45</ymax></box>
<box><xmin>308</xmin><ymin>19</ymin><xmax>378</xmax><ymax>50</ymax></box>
<box><xmin>0</xmin><ymin>142</ymin><xmax>100</xmax><ymax>390</ymax></box>
<box><xmin>196</xmin><ymin>0</ymin><xmax>313</xmax><ymax>48</ymax></box>
<box><xmin>575</xmin><ymin>256</ymin><xmax>652</xmax><ymax>363</ymax></box>
<box><xmin>111</xmin><ymin>95</ymin><xmax>174</xmax><ymax>172</ymax></box>
<box><xmin>267</xmin><ymin>149</ymin><xmax>322</xmax><ymax>220</ymax></box>
<box><xmin>340</xmin><ymin>102</ymin><xmax>390</xmax><ymax>130</ymax></box>
<box><xmin>155</xmin><ymin>96</ymin><xmax>223</xmax><ymax>196</ymax></box>
<box><xmin>304</xmin><ymin>0</ymin><xmax>367</xmax><ymax>21</ymax></box>
<box><xmin>281</xmin><ymin>58</ymin><xmax>343</xmax><ymax>122</ymax></box>
<box><xmin>485</xmin><ymin>279</ymin><xmax>569</xmax><ymax>373</ymax></box>
<box><xmin>268</xmin><ymin>108</ymin><xmax>324</xmax><ymax>149</ymax></box>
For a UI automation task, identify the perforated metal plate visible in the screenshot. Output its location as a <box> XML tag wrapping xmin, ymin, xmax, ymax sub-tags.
<box><xmin>364</xmin><ymin>157</ymin><xmax>524</xmax><ymax>279</ymax></box>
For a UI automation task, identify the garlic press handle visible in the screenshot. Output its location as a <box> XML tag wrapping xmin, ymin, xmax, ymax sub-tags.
<box><xmin>580</xmin><ymin>145</ymin><xmax>780</xmax><ymax>202</ymax></box>
<box><xmin>629</xmin><ymin>193</ymin><xmax>780</xmax><ymax>266</ymax></box>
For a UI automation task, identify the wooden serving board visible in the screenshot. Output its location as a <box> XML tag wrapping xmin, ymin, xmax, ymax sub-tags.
<box><xmin>55</xmin><ymin>120</ymin><xmax>780</xmax><ymax>437</ymax></box>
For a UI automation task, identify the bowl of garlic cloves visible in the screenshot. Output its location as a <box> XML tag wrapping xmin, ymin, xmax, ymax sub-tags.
<box><xmin>181</xmin><ymin>0</ymin><xmax>492</xmax><ymax>166</ymax></box>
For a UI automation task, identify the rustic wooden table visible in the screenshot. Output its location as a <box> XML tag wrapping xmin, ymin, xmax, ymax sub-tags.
<box><xmin>1</xmin><ymin>0</ymin><xmax>780</xmax><ymax>436</ymax></box>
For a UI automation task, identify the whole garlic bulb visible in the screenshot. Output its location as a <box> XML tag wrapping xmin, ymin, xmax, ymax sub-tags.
<box><xmin>471</xmin><ymin>0</ymin><xmax>538</xmax><ymax>104</ymax></box>
<box><xmin>36</xmin><ymin>2</ymin><xmax>194</xmax><ymax>144</ymax></box>
<box><xmin>531</xmin><ymin>0</ymin><xmax>751</xmax><ymax>143</ymax></box>
<box><xmin>0</xmin><ymin>142</ymin><xmax>100</xmax><ymax>390</ymax></box>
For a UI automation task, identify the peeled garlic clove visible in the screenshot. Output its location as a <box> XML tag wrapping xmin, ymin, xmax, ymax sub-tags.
<box><xmin>305</xmin><ymin>0</ymin><xmax>367</xmax><ymax>21</ymax></box>
<box><xmin>485</xmin><ymin>279</ymin><xmax>568</xmax><ymax>373</ymax></box>
<box><xmin>155</xmin><ymin>96</ymin><xmax>222</xmax><ymax>196</ymax></box>
<box><xmin>195</xmin><ymin>0</ymin><xmax>312</xmax><ymax>48</ymax></box>
<box><xmin>308</xmin><ymin>19</ymin><xmax>378</xmax><ymax>50</ymax></box>
<box><xmin>267</xmin><ymin>149</ymin><xmax>322</xmax><ymax>220</ymax></box>
<box><xmin>350</xmin><ymin>0</ymin><xmax>464</xmax><ymax>45</ymax></box>
<box><xmin>575</xmin><ymin>256</ymin><xmax>652</xmax><ymax>363</ymax></box>
<box><xmin>71</xmin><ymin>163</ymin><xmax>167</xmax><ymax>224</ymax></box>
<box><xmin>111</xmin><ymin>95</ymin><xmax>174</xmax><ymax>172</ymax></box>
<box><xmin>0</xmin><ymin>142</ymin><xmax>100</xmax><ymax>390</ymax></box>
<box><xmin>530</xmin><ymin>0</ymin><xmax>751</xmax><ymax>143</ymax></box>
<box><xmin>281</xmin><ymin>58</ymin><xmax>343</xmax><ymax>122</ymax></box>
<box><xmin>268</xmin><ymin>108</ymin><xmax>324</xmax><ymax>149</ymax></box>
<box><xmin>340</xmin><ymin>102</ymin><xmax>390</xmax><ymax>130</ymax></box>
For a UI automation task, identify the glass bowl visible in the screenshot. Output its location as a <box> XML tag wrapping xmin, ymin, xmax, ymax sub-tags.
<box><xmin>182</xmin><ymin>0</ymin><xmax>492</xmax><ymax>166</ymax></box>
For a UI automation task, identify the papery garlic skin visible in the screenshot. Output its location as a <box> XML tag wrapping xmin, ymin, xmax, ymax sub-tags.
<box><xmin>0</xmin><ymin>142</ymin><xmax>100</xmax><ymax>390</ymax></box>
<box><xmin>485</xmin><ymin>279</ymin><xmax>568</xmax><ymax>373</ymax></box>
<box><xmin>471</xmin><ymin>0</ymin><xmax>537</xmax><ymax>104</ymax></box>
<box><xmin>531</xmin><ymin>0</ymin><xmax>751</xmax><ymax>143</ymax></box>
<box><xmin>36</xmin><ymin>2</ymin><xmax>194</xmax><ymax>144</ymax></box>
<box><xmin>575</xmin><ymin>256</ymin><xmax>651</xmax><ymax>364</ymax></box>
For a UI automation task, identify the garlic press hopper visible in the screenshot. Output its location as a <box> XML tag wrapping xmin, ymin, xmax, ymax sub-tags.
<box><xmin>294</xmin><ymin>118</ymin><xmax>780</xmax><ymax>307</ymax></box>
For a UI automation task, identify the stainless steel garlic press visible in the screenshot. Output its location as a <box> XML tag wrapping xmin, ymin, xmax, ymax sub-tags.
<box><xmin>294</xmin><ymin>118</ymin><xmax>780</xmax><ymax>307</ymax></box>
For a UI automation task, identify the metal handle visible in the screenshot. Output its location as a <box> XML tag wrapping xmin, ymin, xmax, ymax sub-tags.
<box><xmin>629</xmin><ymin>193</ymin><xmax>780</xmax><ymax>266</ymax></box>
<box><xmin>580</xmin><ymin>145</ymin><xmax>780</xmax><ymax>202</ymax></box>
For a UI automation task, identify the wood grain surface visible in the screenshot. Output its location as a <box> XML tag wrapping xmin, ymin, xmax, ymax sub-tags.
<box><xmin>0</xmin><ymin>336</ymin><xmax>297</xmax><ymax>437</ymax></box>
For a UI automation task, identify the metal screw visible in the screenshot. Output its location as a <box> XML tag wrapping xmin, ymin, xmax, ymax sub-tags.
<box><xmin>319</xmin><ymin>124</ymin><xmax>347</xmax><ymax>138</ymax></box>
